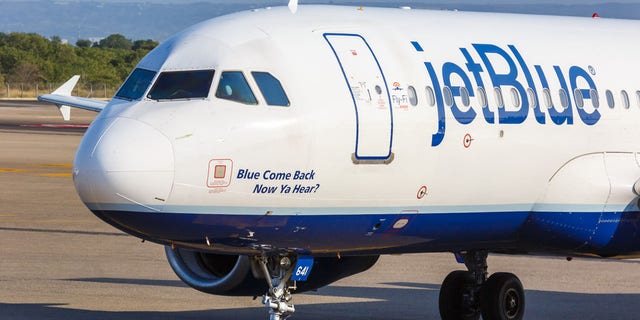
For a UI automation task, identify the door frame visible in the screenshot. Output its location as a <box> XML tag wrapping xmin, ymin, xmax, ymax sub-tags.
<box><xmin>324</xmin><ymin>33</ymin><xmax>394</xmax><ymax>164</ymax></box>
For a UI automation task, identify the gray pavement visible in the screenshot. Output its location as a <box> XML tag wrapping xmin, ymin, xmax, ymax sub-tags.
<box><xmin>1</xmin><ymin>102</ymin><xmax>639</xmax><ymax>320</ymax></box>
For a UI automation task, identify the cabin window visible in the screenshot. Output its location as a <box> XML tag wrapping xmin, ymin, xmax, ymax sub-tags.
<box><xmin>425</xmin><ymin>86</ymin><xmax>436</xmax><ymax>107</ymax></box>
<box><xmin>527</xmin><ymin>88</ymin><xmax>537</xmax><ymax>109</ymax></box>
<box><xmin>216</xmin><ymin>71</ymin><xmax>258</xmax><ymax>105</ymax></box>
<box><xmin>115</xmin><ymin>68</ymin><xmax>157</xmax><ymax>100</ymax></box>
<box><xmin>591</xmin><ymin>89</ymin><xmax>600</xmax><ymax>108</ymax></box>
<box><xmin>574</xmin><ymin>88</ymin><xmax>584</xmax><ymax>109</ymax></box>
<box><xmin>252</xmin><ymin>72</ymin><xmax>290</xmax><ymax>106</ymax></box>
<box><xmin>559</xmin><ymin>89</ymin><xmax>569</xmax><ymax>109</ymax></box>
<box><xmin>494</xmin><ymin>87</ymin><xmax>504</xmax><ymax>108</ymax></box>
<box><xmin>543</xmin><ymin>88</ymin><xmax>552</xmax><ymax>109</ymax></box>
<box><xmin>477</xmin><ymin>87</ymin><xmax>488</xmax><ymax>108</ymax></box>
<box><xmin>510</xmin><ymin>87</ymin><xmax>520</xmax><ymax>108</ymax></box>
<box><xmin>636</xmin><ymin>90</ymin><xmax>640</xmax><ymax>107</ymax></box>
<box><xmin>606</xmin><ymin>90</ymin><xmax>615</xmax><ymax>108</ymax></box>
<box><xmin>408</xmin><ymin>86</ymin><xmax>418</xmax><ymax>106</ymax></box>
<box><xmin>460</xmin><ymin>87</ymin><xmax>470</xmax><ymax>107</ymax></box>
<box><xmin>621</xmin><ymin>90</ymin><xmax>630</xmax><ymax>109</ymax></box>
<box><xmin>443</xmin><ymin>86</ymin><xmax>453</xmax><ymax>107</ymax></box>
<box><xmin>147</xmin><ymin>70</ymin><xmax>214</xmax><ymax>100</ymax></box>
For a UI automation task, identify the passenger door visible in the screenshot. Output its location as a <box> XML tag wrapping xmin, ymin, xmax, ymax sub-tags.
<box><xmin>324</xmin><ymin>33</ymin><xmax>394</xmax><ymax>164</ymax></box>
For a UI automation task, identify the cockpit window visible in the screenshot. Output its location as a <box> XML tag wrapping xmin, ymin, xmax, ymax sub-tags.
<box><xmin>215</xmin><ymin>71</ymin><xmax>258</xmax><ymax>105</ymax></box>
<box><xmin>147</xmin><ymin>70</ymin><xmax>214</xmax><ymax>100</ymax></box>
<box><xmin>252</xmin><ymin>72</ymin><xmax>290</xmax><ymax>106</ymax></box>
<box><xmin>115</xmin><ymin>68</ymin><xmax>156</xmax><ymax>100</ymax></box>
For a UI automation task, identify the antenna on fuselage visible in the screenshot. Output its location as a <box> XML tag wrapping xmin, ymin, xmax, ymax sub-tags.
<box><xmin>288</xmin><ymin>0</ymin><xmax>298</xmax><ymax>14</ymax></box>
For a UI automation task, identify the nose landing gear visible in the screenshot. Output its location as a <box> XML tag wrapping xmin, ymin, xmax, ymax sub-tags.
<box><xmin>256</xmin><ymin>254</ymin><xmax>298</xmax><ymax>320</ymax></box>
<box><xmin>439</xmin><ymin>251</ymin><xmax>525</xmax><ymax>320</ymax></box>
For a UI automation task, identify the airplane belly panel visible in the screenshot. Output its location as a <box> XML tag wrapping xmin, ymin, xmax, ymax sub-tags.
<box><xmin>90</xmin><ymin>208</ymin><xmax>530</xmax><ymax>255</ymax></box>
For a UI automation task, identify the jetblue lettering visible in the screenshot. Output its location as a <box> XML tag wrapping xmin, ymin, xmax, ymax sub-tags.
<box><xmin>569</xmin><ymin>66</ymin><xmax>601</xmax><ymax>125</ymax></box>
<box><xmin>411</xmin><ymin>41</ymin><xmax>600</xmax><ymax>147</ymax></box>
<box><xmin>474</xmin><ymin>43</ymin><xmax>530</xmax><ymax>124</ymax></box>
<box><xmin>461</xmin><ymin>47</ymin><xmax>494</xmax><ymax>124</ymax></box>
<box><xmin>509</xmin><ymin>45</ymin><xmax>546</xmax><ymax>124</ymax></box>
<box><xmin>443</xmin><ymin>62</ymin><xmax>476</xmax><ymax>124</ymax></box>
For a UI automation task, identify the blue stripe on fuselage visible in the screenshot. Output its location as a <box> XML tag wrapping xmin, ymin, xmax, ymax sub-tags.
<box><xmin>90</xmin><ymin>208</ymin><xmax>640</xmax><ymax>257</ymax></box>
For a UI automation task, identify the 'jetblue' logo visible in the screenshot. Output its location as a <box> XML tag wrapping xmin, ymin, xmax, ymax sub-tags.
<box><xmin>411</xmin><ymin>41</ymin><xmax>601</xmax><ymax>147</ymax></box>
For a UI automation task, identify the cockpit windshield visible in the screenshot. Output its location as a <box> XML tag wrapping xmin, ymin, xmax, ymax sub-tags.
<box><xmin>215</xmin><ymin>71</ymin><xmax>258</xmax><ymax>105</ymax></box>
<box><xmin>147</xmin><ymin>70</ymin><xmax>215</xmax><ymax>100</ymax></box>
<box><xmin>115</xmin><ymin>68</ymin><xmax>156</xmax><ymax>100</ymax></box>
<box><xmin>252</xmin><ymin>72</ymin><xmax>290</xmax><ymax>106</ymax></box>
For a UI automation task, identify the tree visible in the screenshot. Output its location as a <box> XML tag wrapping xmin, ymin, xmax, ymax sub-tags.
<box><xmin>5</xmin><ymin>33</ymin><xmax>54</xmax><ymax>58</ymax></box>
<box><xmin>132</xmin><ymin>39</ymin><xmax>159</xmax><ymax>51</ymax></box>
<box><xmin>0</xmin><ymin>46</ymin><xmax>23</xmax><ymax>77</ymax></box>
<box><xmin>96</xmin><ymin>34</ymin><xmax>132</xmax><ymax>50</ymax></box>
<box><xmin>48</xmin><ymin>44</ymin><xmax>79</xmax><ymax>83</ymax></box>
<box><xmin>9</xmin><ymin>61</ymin><xmax>42</xmax><ymax>84</ymax></box>
<box><xmin>0</xmin><ymin>31</ymin><xmax>157</xmax><ymax>89</ymax></box>
<box><xmin>76</xmin><ymin>39</ymin><xmax>92</xmax><ymax>48</ymax></box>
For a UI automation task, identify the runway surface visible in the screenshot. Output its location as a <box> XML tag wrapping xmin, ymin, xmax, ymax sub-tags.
<box><xmin>1</xmin><ymin>100</ymin><xmax>640</xmax><ymax>320</ymax></box>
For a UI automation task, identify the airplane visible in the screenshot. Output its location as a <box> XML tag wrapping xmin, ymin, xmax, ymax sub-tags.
<box><xmin>38</xmin><ymin>3</ymin><xmax>640</xmax><ymax>320</ymax></box>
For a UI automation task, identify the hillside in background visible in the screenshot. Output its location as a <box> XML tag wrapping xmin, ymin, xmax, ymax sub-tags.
<box><xmin>0</xmin><ymin>1</ymin><xmax>637</xmax><ymax>43</ymax></box>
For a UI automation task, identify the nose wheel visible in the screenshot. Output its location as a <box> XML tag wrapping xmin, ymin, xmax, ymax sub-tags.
<box><xmin>439</xmin><ymin>251</ymin><xmax>525</xmax><ymax>320</ymax></box>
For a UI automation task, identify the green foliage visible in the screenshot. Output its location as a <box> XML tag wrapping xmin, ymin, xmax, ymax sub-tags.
<box><xmin>0</xmin><ymin>32</ymin><xmax>158</xmax><ymax>87</ymax></box>
<box><xmin>10</xmin><ymin>62</ymin><xmax>41</xmax><ymax>83</ymax></box>
<box><xmin>133</xmin><ymin>39</ymin><xmax>159</xmax><ymax>51</ymax></box>
<box><xmin>75</xmin><ymin>39</ymin><xmax>92</xmax><ymax>48</ymax></box>
<box><xmin>96</xmin><ymin>34</ymin><xmax>132</xmax><ymax>50</ymax></box>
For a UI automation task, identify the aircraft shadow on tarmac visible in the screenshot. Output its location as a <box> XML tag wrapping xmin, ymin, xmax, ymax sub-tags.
<box><xmin>0</xmin><ymin>227</ymin><xmax>125</xmax><ymax>237</ymax></box>
<box><xmin>3</xmin><ymin>279</ymin><xmax>638</xmax><ymax>320</ymax></box>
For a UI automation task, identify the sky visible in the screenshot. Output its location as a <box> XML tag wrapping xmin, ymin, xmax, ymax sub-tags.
<box><xmin>2</xmin><ymin>0</ymin><xmax>640</xmax><ymax>2</ymax></box>
<box><xmin>0</xmin><ymin>0</ymin><xmax>638</xmax><ymax>42</ymax></box>
<box><xmin>53</xmin><ymin>0</ymin><xmax>640</xmax><ymax>2</ymax></box>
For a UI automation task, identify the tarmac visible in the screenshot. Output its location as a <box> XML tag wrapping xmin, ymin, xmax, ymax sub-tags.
<box><xmin>1</xmin><ymin>101</ymin><xmax>640</xmax><ymax>320</ymax></box>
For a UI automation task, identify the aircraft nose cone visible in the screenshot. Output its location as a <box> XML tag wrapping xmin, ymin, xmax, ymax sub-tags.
<box><xmin>73</xmin><ymin>117</ymin><xmax>174</xmax><ymax>212</ymax></box>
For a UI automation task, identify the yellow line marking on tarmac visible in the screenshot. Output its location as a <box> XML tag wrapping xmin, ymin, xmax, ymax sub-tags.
<box><xmin>0</xmin><ymin>168</ymin><xmax>31</xmax><ymax>173</ymax></box>
<box><xmin>38</xmin><ymin>173</ymin><xmax>72</xmax><ymax>177</ymax></box>
<box><xmin>0</xmin><ymin>164</ymin><xmax>72</xmax><ymax>176</ymax></box>
<box><xmin>0</xmin><ymin>219</ymin><xmax>92</xmax><ymax>224</ymax></box>
<box><xmin>29</xmin><ymin>163</ymin><xmax>73</xmax><ymax>168</ymax></box>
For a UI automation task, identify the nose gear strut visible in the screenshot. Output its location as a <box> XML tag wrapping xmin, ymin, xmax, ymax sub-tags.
<box><xmin>256</xmin><ymin>254</ymin><xmax>298</xmax><ymax>320</ymax></box>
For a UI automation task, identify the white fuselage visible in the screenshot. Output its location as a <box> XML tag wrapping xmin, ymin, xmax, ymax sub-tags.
<box><xmin>72</xmin><ymin>6</ymin><xmax>640</xmax><ymax>257</ymax></box>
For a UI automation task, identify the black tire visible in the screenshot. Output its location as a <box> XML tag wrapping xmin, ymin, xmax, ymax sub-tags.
<box><xmin>480</xmin><ymin>272</ymin><xmax>525</xmax><ymax>320</ymax></box>
<box><xmin>439</xmin><ymin>270</ymin><xmax>480</xmax><ymax>320</ymax></box>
